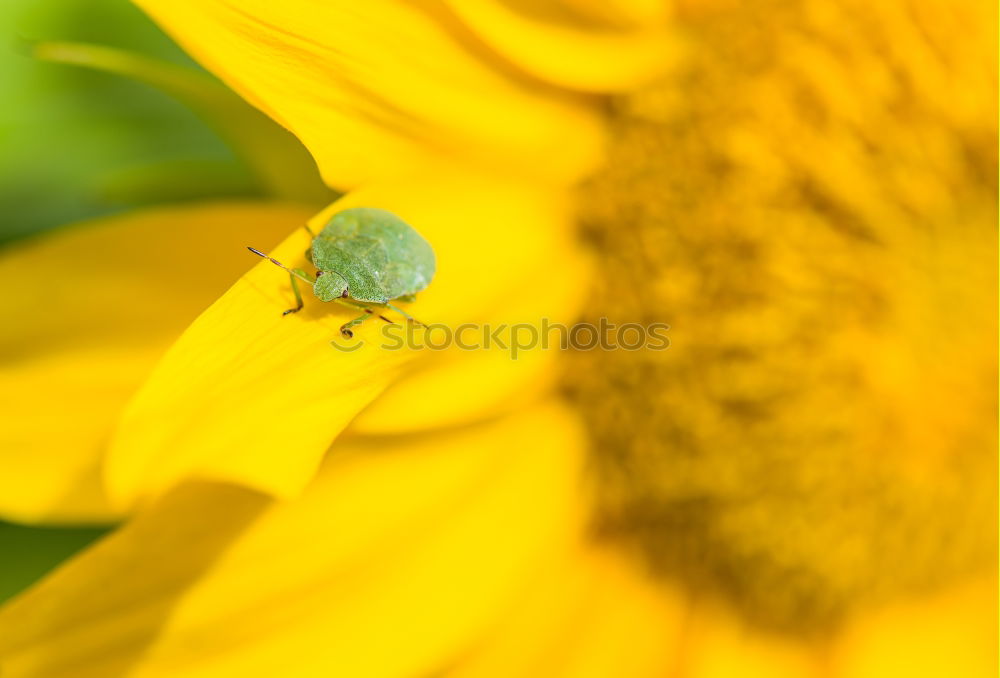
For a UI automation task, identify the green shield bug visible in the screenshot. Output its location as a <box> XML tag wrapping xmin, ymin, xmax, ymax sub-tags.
<box><xmin>248</xmin><ymin>207</ymin><xmax>435</xmax><ymax>338</ymax></box>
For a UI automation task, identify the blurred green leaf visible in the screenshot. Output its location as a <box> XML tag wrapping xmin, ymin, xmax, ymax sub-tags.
<box><xmin>0</xmin><ymin>0</ymin><xmax>329</xmax><ymax>246</ymax></box>
<box><xmin>33</xmin><ymin>40</ymin><xmax>332</xmax><ymax>206</ymax></box>
<box><xmin>0</xmin><ymin>521</ymin><xmax>110</xmax><ymax>604</ymax></box>
<box><xmin>98</xmin><ymin>159</ymin><xmax>258</xmax><ymax>204</ymax></box>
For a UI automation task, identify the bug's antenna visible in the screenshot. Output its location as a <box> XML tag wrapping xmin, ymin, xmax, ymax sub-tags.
<box><xmin>247</xmin><ymin>246</ymin><xmax>288</xmax><ymax>269</ymax></box>
<box><xmin>303</xmin><ymin>224</ymin><xmax>316</xmax><ymax>237</ymax></box>
<box><xmin>247</xmin><ymin>247</ymin><xmax>313</xmax><ymax>283</ymax></box>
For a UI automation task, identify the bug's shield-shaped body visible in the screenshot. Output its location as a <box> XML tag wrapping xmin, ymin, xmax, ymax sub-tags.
<box><xmin>309</xmin><ymin>207</ymin><xmax>436</xmax><ymax>303</ymax></box>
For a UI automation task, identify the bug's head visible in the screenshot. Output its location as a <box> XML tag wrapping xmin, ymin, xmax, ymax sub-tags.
<box><xmin>313</xmin><ymin>270</ymin><xmax>349</xmax><ymax>302</ymax></box>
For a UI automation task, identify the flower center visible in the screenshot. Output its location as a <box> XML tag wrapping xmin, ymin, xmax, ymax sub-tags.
<box><xmin>566</xmin><ymin>0</ymin><xmax>997</xmax><ymax>634</ymax></box>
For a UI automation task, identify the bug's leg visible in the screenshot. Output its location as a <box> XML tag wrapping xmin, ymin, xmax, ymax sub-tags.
<box><xmin>282</xmin><ymin>271</ymin><xmax>305</xmax><ymax>316</ymax></box>
<box><xmin>395</xmin><ymin>294</ymin><xmax>417</xmax><ymax>303</ymax></box>
<box><xmin>385</xmin><ymin>302</ymin><xmax>425</xmax><ymax>327</ymax></box>
<box><xmin>334</xmin><ymin>298</ymin><xmax>393</xmax><ymax>324</ymax></box>
<box><xmin>339</xmin><ymin>312</ymin><xmax>373</xmax><ymax>339</ymax></box>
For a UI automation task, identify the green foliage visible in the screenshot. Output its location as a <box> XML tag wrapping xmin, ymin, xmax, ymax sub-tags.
<box><xmin>0</xmin><ymin>0</ymin><xmax>329</xmax><ymax>245</ymax></box>
<box><xmin>0</xmin><ymin>521</ymin><xmax>109</xmax><ymax>604</ymax></box>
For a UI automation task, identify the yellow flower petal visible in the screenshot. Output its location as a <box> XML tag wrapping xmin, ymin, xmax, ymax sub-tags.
<box><xmin>0</xmin><ymin>403</ymin><xmax>586</xmax><ymax>678</ymax></box>
<box><xmin>676</xmin><ymin>599</ymin><xmax>822</xmax><ymax>678</ymax></box>
<box><xmin>133</xmin><ymin>0</ymin><xmax>604</xmax><ymax>189</ymax></box>
<box><xmin>560</xmin><ymin>0</ymin><xmax>672</xmax><ymax>27</ymax></box>
<box><xmin>833</xmin><ymin>576</ymin><xmax>998</xmax><ymax>678</ymax></box>
<box><xmin>443</xmin><ymin>0</ymin><xmax>677</xmax><ymax>92</ymax></box>
<box><xmin>448</xmin><ymin>546</ymin><xmax>684</xmax><ymax>678</ymax></box>
<box><xmin>105</xmin><ymin>168</ymin><xmax>585</xmax><ymax>508</ymax></box>
<box><xmin>0</xmin><ymin>202</ymin><xmax>313</xmax><ymax>524</ymax></box>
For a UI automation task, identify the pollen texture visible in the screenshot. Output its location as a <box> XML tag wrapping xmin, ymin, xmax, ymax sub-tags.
<box><xmin>566</xmin><ymin>0</ymin><xmax>998</xmax><ymax>633</ymax></box>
